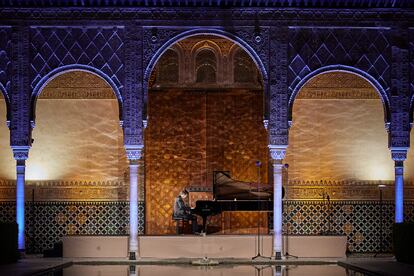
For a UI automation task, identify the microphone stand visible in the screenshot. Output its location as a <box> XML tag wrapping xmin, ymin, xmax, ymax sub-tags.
<box><xmin>375</xmin><ymin>184</ymin><xmax>387</xmax><ymax>257</ymax></box>
<box><xmin>252</xmin><ymin>160</ymin><xmax>270</xmax><ymax>260</ymax></box>
<box><xmin>327</xmin><ymin>194</ymin><xmax>331</xmax><ymax>235</ymax></box>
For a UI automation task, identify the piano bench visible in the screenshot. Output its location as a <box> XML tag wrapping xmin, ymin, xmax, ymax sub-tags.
<box><xmin>172</xmin><ymin>216</ymin><xmax>191</xmax><ymax>234</ymax></box>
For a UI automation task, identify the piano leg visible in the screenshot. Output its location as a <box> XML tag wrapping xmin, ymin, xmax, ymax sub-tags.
<box><xmin>202</xmin><ymin>216</ymin><xmax>207</xmax><ymax>233</ymax></box>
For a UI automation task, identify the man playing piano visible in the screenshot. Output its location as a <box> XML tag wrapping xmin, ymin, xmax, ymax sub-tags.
<box><xmin>173</xmin><ymin>189</ymin><xmax>198</xmax><ymax>234</ymax></box>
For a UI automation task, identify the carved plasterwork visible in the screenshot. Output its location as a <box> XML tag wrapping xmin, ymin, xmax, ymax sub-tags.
<box><xmin>122</xmin><ymin>23</ymin><xmax>143</xmax><ymax>146</ymax></box>
<box><xmin>411</xmin><ymin>29</ymin><xmax>414</xmax><ymax>124</ymax></box>
<box><xmin>11</xmin><ymin>26</ymin><xmax>31</xmax><ymax>146</ymax></box>
<box><xmin>296</xmin><ymin>88</ymin><xmax>379</xmax><ymax>99</ymax></box>
<box><xmin>285</xmin><ymin>179</ymin><xmax>414</xmax><ymax>201</ymax></box>
<box><xmin>125</xmin><ymin>144</ymin><xmax>144</xmax><ymax>161</ymax></box>
<box><xmin>0</xmin><ymin>180</ymin><xmax>128</xmax><ymax>201</ymax></box>
<box><xmin>30</xmin><ymin>26</ymin><xmax>124</xmax><ymax>99</ymax></box>
<box><xmin>268</xmin><ymin>145</ymin><xmax>287</xmax><ymax>161</ymax></box>
<box><xmin>297</xmin><ymin>72</ymin><xmax>379</xmax><ymax>99</ymax></box>
<box><xmin>268</xmin><ymin>27</ymin><xmax>289</xmax><ymax>146</ymax></box>
<box><xmin>389</xmin><ymin>29</ymin><xmax>411</xmax><ymax>149</ymax></box>
<box><xmin>40</xmin><ymin>71</ymin><xmax>116</xmax><ymax>99</ymax></box>
<box><xmin>390</xmin><ymin>147</ymin><xmax>408</xmax><ymax>162</ymax></box>
<box><xmin>151</xmin><ymin>36</ymin><xmax>262</xmax><ymax>89</ymax></box>
<box><xmin>0</xmin><ymin>27</ymin><xmax>11</xmax><ymax>104</ymax></box>
<box><xmin>288</xmin><ymin>28</ymin><xmax>391</xmax><ymax>101</ymax></box>
<box><xmin>1</xmin><ymin>0</ymin><xmax>412</xmax><ymax>8</ymax></box>
<box><xmin>11</xmin><ymin>145</ymin><xmax>30</xmax><ymax>161</ymax></box>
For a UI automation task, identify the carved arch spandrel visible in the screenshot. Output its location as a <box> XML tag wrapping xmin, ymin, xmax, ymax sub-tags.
<box><xmin>288</xmin><ymin>28</ymin><xmax>391</xmax><ymax>99</ymax></box>
<box><xmin>288</xmin><ymin>65</ymin><xmax>391</xmax><ymax>124</ymax></box>
<box><xmin>0</xmin><ymin>27</ymin><xmax>12</xmax><ymax>123</ymax></box>
<box><xmin>142</xmin><ymin>27</ymin><xmax>269</xmax><ymax>119</ymax></box>
<box><xmin>29</xmin><ymin>26</ymin><xmax>125</xmax><ymax>121</ymax></box>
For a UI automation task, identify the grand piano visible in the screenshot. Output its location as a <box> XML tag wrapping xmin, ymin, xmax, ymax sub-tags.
<box><xmin>190</xmin><ymin>171</ymin><xmax>283</xmax><ymax>233</ymax></box>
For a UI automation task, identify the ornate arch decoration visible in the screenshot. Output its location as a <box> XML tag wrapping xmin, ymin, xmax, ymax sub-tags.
<box><xmin>230</xmin><ymin>46</ymin><xmax>259</xmax><ymax>84</ymax></box>
<box><xmin>154</xmin><ymin>48</ymin><xmax>180</xmax><ymax>85</ymax></box>
<box><xmin>288</xmin><ymin>65</ymin><xmax>391</xmax><ymax>125</ymax></box>
<box><xmin>194</xmin><ymin>48</ymin><xmax>218</xmax><ymax>83</ymax></box>
<box><xmin>0</xmin><ymin>83</ymin><xmax>11</xmax><ymax>124</ymax></box>
<box><xmin>143</xmin><ymin>28</ymin><xmax>268</xmax><ymax>118</ymax></box>
<box><xmin>31</xmin><ymin>64</ymin><xmax>123</xmax><ymax>124</ymax></box>
<box><xmin>190</xmin><ymin>40</ymin><xmax>222</xmax><ymax>83</ymax></box>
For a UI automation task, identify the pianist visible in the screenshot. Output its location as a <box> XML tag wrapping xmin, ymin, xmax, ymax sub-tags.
<box><xmin>173</xmin><ymin>189</ymin><xmax>198</xmax><ymax>234</ymax></box>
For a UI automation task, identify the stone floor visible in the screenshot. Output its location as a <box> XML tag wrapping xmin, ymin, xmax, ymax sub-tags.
<box><xmin>1</xmin><ymin>255</ymin><xmax>414</xmax><ymax>276</ymax></box>
<box><xmin>339</xmin><ymin>257</ymin><xmax>414</xmax><ymax>276</ymax></box>
<box><xmin>0</xmin><ymin>257</ymin><xmax>71</xmax><ymax>276</ymax></box>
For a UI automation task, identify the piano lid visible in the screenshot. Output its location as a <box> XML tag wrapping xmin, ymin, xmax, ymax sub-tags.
<box><xmin>213</xmin><ymin>171</ymin><xmax>272</xmax><ymax>200</ymax></box>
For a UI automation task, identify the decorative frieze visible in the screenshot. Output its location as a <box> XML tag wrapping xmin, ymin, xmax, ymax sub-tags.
<box><xmin>296</xmin><ymin>88</ymin><xmax>379</xmax><ymax>99</ymax></box>
<box><xmin>0</xmin><ymin>180</ymin><xmax>128</xmax><ymax>201</ymax></box>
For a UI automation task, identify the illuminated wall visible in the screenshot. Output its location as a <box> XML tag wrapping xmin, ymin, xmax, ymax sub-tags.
<box><xmin>285</xmin><ymin>72</ymin><xmax>394</xmax><ymax>182</ymax></box>
<box><xmin>0</xmin><ymin>94</ymin><xmax>14</xmax><ymax>180</ymax></box>
<box><xmin>27</xmin><ymin>71</ymin><xmax>127</xmax><ymax>182</ymax></box>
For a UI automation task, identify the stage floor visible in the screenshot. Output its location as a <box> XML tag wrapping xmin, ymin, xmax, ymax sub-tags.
<box><xmin>63</xmin><ymin>234</ymin><xmax>347</xmax><ymax>259</ymax></box>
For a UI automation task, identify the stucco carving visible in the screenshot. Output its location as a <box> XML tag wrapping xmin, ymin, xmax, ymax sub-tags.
<box><xmin>30</xmin><ymin>26</ymin><xmax>124</xmax><ymax>101</ymax></box>
<box><xmin>0</xmin><ymin>27</ymin><xmax>11</xmax><ymax>108</ymax></box>
<box><xmin>268</xmin><ymin>145</ymin><xmax>287</xmax><ymax>161</ymax></box>
<box><xmin>391</xmin><ymin>148</ymin><xmax>408</xmax><ymax>162</ymax></box>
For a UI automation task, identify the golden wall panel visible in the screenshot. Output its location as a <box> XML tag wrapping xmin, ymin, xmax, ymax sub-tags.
<box><xmin>145</xmin><ymin>88</ymin><xmax>267</xmax><ymax>234</ymax></box>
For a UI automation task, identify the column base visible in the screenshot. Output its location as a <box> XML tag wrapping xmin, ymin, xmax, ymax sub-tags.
<box><xmin>129</xmin><ymin>252</ymin><xmax>136</xmax><ymax>260</ymax></box>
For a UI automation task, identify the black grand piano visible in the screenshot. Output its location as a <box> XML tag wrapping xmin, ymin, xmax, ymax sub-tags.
<box><xmin>190</xmin><ymin>171</ymin><xmax>282</xmax><ymax>233</ymax></box>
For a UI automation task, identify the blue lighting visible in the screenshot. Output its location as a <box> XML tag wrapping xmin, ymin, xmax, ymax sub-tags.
<box><xmin>16</xmin><ymin>164</ymin><xmax>25</xmax><ymax>250</ymax></box>
<box><xmin>395</xmin><ymin>172</ymin><xmax>404</xmax><ymax>223</ymax></box>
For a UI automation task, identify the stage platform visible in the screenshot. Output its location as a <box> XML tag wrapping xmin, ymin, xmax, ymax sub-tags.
<box><xmin>63</xmin><ymin>235</ymin><xmax>347</xmax><ymax>259</ymax></box>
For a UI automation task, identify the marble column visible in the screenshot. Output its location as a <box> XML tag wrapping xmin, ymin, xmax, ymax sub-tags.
<box><xmin>125</xmin><ymin>145</ymin><xmax>144</xmax><ymax>260</ymax></box>
<box><xmin>391</xmin><ymin>148</ymin><xmax>407</xmax><ymax>223</ymax></box>
<box><xmin>268</xmin><ymin>145</ymin><xmax>287</xmax><ymax>260</ymax></box>
<box><xmin>12</xmin><ymin>146</ymin><xmax>30</xmax><ymax>252</ymax></box>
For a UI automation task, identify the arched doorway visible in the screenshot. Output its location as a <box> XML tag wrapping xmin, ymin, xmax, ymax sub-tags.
<box><xmin>27</xmin><ymin>70</ymin><xmax>126</xmax><ymax>252</ymax></box>
<box><xmin>286</xmin><ymin>71</ymin><xmax>393</xmax><ymax>253</ymax></box>
<box><xmin>145</xmin><ymin>35</ymin><xmax>268</xmax><ymax>234</ymax></box>
<box><xmin>29</xmin><ymin>70</ymin><xmax>125</xmax><ymax>181</ymax></box>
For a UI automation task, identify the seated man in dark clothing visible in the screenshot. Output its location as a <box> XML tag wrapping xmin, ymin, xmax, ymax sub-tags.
<box><xmin>173</xmin><ymin>189</ymin><xmax>198</xmax><ymax>234</ymax></box>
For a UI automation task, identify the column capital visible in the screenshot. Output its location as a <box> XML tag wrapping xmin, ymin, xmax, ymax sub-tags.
<box><xmin>125</xmin><ymin>144</ymin><xmax>144</xmax><ymax>161</ymax></box>
<box><xmin>390</xmin><ymin>147</ymin><xmax>408</xmax><ymax>162</ymax></box>
<box><xmin>11</xmin><ymin>146</ymin><xmax>30</xmax><ymax>161</ymax></box>
<box><xmin>268</xmin><ymin>144</ymin><xmax>287</xmax><ymax>161</ymax></box>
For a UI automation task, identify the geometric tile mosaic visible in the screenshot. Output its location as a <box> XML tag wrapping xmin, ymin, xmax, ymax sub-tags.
<box><xmin>0</xmin><ymin>201</ymin><xmax>144</xmax><ymax>254</ymax></box>
<box><xmin>272</xmin><ymin>200</ymin><xmax>414</xmax><ymax>253</ymax></box>
<box><xmin>1</xmin><ymin>200</ymin><xmax>413</xmax><ymax>254</ymax></box>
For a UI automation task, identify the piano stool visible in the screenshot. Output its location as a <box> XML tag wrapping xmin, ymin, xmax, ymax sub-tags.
<box><xmin>172</xmin><ymin>216</ymin><xmax>198</xmax><ymax>234</ymax></box>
